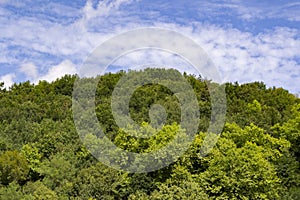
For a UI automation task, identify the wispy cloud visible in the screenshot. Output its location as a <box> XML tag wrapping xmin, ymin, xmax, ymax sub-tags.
<box><xmin>18</xmin><ymin>60</ymin><xmax>77</xmax><ymax>84</ymax></box>
<box><xmin>230</xmin><ymin>0</ymin><xmax>300</xmax><ymax>21</ymax></box>
<box><xmin>0</xmin><ymin>0</ymin><xmax>299</xmax><ymax>94</ymax></box>
<box><xmin>19</xmin><ymin>63</ymin><xmax>38</xmax><ymax>80</ymax></box>
<box><xmin>83</xmin><ymin>0</ymin><xmax>137</xmax><ymax>18</ymax></box>
<box><xmin>0</xmin><ymin>73</ymin><xmax>15</xmax><ymax>88</ymax></box>
<box><xmin>38</xmin><ymin>60</ymin><xmax>77</xmax><ymax>83</ymax></box>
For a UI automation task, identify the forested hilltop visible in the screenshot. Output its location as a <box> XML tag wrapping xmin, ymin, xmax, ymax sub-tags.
<box><xmin>0</xmin><ymin>69</ymin><xmax>299</xmax><ymax>199</ymax></box>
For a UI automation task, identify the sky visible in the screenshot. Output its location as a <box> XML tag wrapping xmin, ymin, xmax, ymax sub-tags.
<box><xmin>0</xmin><ymin>0</ymin><xmax>299</xmax><ymax>95</ymax></box>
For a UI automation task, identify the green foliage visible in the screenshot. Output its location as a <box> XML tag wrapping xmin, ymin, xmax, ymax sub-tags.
<box><xmin>0</xmin><ymin>151</ymin><xmax>30</xmax><ymax>185</ymax></box>
<box><xmin>272</xmin><ymin>103</ymin><xmax>300</xmax><ymax>161</ymax></box>
<box><xmin>21</xmin><ymin>144</ymin><xmax>42</xmax><ymax>172</ymax></box>
<box><xmin>37</xmin><ymin>154</ymin><xmax>76</xmax><ymax>196</ymax></box>
<box><xmin>281</xmin><ymin>187</ymin><xmax>300</xmax><ymax>200</ymax></box>
<box><xmin>150</xmin><ymin>181</ymin><xmax>209</xmax><ymax>200</ymax></box>
<box><xmin>73</xmin><ymin>162</ymin><xmax>128</xmax><ymax>199</ymax></box>
<box><xmin>23</xmin><ymin>181</ymin><xmax>58</xmax><ymax>200</ymax></box>
<box><xmin>198</xmin><ymin>140</ymin><xmax>282</xmax><ymax>199</ymax></box>
<box><xmin>0</xmin><ymin>69</ymin><xmax>299</xmax><ymax>199</ymax></box>
<box><xmin>114</xmin><ymin>122</ymin><xmax>181</xmax><ymax>153</ymax></box>
<box><xmin>129</xmin><ymin>181</ymin><xmax>209</xmax><ymax>200</ymax></box>
<box><xmin>0</xmin><ymin>182</ymin><xmax>33</xmax><ymax>200</ymax></box>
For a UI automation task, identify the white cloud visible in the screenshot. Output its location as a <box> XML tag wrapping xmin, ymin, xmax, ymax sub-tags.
<box><xmin>38</xmin><ymin>60</ymin><xmax>77</xmax><ymax>83</ymax></box>
<box><xmin>0</xmin><ymin>0</ymin><xmax>7</xmax><ymax>5</ymax></box>
<box><xmin>196</xmin><ymin>26</ymin><xmax>300</xmax><ymax>93</ymax></box>
<box><xmin>19</xmin><ymin>63</ymin><xmax>38</xmax><ymax>80</ymax></box>
<box><xmin>80</xmin><ymin>21</ymin><xmax>300</xmax><ymax>94</ymax></box>
<box><xmin>111</xmin><ymin>49</ymin><xmax>198</xmax><ymax>75</ymax></box>
<box><xmin>0</xmin><ymin>0</ymin><xmax>299</xmax><ymax>94</ymax></box>
<box><xmin>82</xmin><ymin>0</ymin><xmax>136</xmax><ymax>19</ymax></box>
<box><xmin>231</xmin><ymin>1</ymin><xmax>300</xmax><ymax>22</ymax></box>
<box><xmin>18</xmin><ymin>60</ymin><xmax>77</xmax><ymax>84</ymax></box>
<box><xmin>0</xmin><ymin>73</ymin><xmax>15</xmax><ymax>88</ymax></box>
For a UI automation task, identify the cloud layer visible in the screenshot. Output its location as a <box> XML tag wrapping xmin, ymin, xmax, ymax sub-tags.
<box><xmin>0</xmin><ymin>0</ymin><xmax>299</xmax><ymax>94</ymax></box>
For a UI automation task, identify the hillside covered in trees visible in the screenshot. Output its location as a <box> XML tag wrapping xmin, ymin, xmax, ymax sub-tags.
<box><xmin>0</xmin><ymin>69</ymin><xmax>299</xmax><ymax>199</ymax></box>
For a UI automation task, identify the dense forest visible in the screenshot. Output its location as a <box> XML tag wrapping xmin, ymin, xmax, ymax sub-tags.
<box><xmin>0</xmin><ymin>68</ymin><xmax>299</xmax><ymax>199</ymax></box>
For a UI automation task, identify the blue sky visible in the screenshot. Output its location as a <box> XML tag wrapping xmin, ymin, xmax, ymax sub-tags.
<box><xmin>0</xmin><ymin>0</ymin><xmax>299</xmax><ymax>94</ymax></box>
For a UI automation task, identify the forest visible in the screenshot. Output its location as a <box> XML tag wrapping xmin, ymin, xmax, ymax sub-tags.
<box><xmin>0</xmin><ymin>68</ymin><xmax>299</xmax><ymax>199</ymax></box>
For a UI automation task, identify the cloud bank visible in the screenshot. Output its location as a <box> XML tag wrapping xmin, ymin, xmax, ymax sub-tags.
<box><xmin>0</xmin><ymin>0</ymin><xmax>299</xmax><ymax>94</ymax></box>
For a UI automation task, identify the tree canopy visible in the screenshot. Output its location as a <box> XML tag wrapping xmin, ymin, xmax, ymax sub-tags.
<box><xmin>0</xmin><ymin>69</ymin><xmax>299</xmax><ymax>199</ymax></box>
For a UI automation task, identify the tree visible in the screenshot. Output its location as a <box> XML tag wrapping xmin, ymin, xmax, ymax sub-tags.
<box><xmin>73</xmin><ymin>162</ymin><xmax>128</xmax><ymax>199</ymax></box>
<box><xmin>198</xmin><ymin>140</ymin><xmax>282</xmax><ymax>199</ymax></box>
<box><xmin>0</xmin><ymin>182</ymin><xmax>32</xmax><ymax>200</ymax></box>
<box><xmin>37</xmin><ymin>154</ymin><xmax>75</xmax><ymax>196</ymax></box>
<box><xmin>0</xmin><ymin>151</ymin><xmax>30</xmax><ymax>185</ymax></box>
